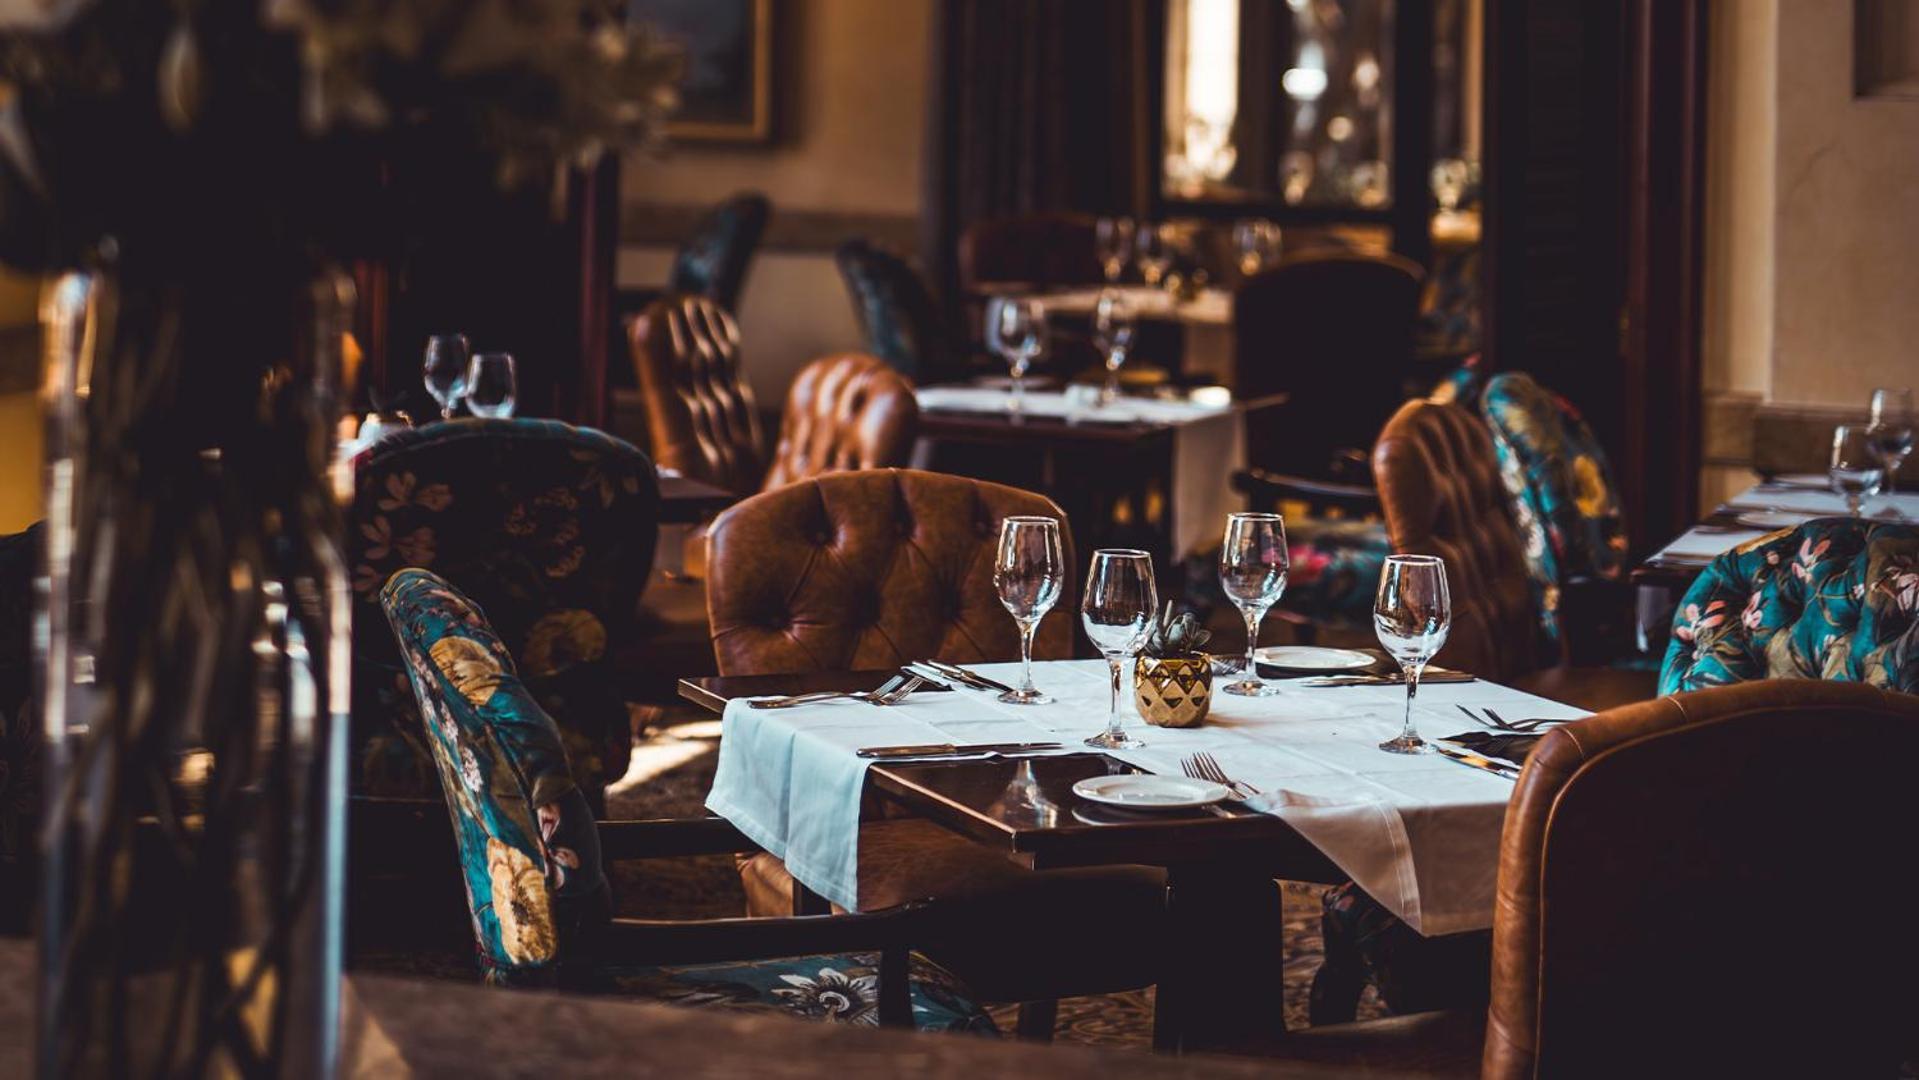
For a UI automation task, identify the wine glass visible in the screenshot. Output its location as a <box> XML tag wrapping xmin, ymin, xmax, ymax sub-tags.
<box><xmin>1831</xmin><ymin>425</ymin><xmax>1886</xmax><ymax>517</ymax></box>
<box><xmin>1095</xmin><ymin>217</ymin><xmax>1136</xmax><ymax>284</ymax></box>
<box><xmin>1233</xmin><ymin>219</ymin><xmax>1281</xmax><ymax>277</ymax></box>
<box><xmin>465</xmin><ymin>352</ymin><xmax>518</xmax><ymax>419</ymax></box>
<box><xmin>1134</xmin><ymin>224</ymin><xmax>1173</xmax><ymax>289</ymax></box>
<box><xmin>994</xmin><ymin>516</ymin><xmax>1065</xmax><ymax>705</ymax></box>
<box><xmin>1868</xmin><ymin>387</ymin><xmax>1913</xmax><ymax>496</ymax></box>
<box><xmin>1081</xmin><ymin>549</ymin><xmax>1157</xmax><ymax>750</ymax></box>
<box><xmin>985</xmin><ymin>296</ymin><xmax>1046</xmax><ymax>413</ymax></box>
<box><xmin>1219</xmin><ymin>513</ymin><xmax>1289</xmax><ymax>697</ymax></box>
<box><xmin>1091</xmin><ymin>290</ymin><xmax>1136</xmax><ymax>406</ymax></box>
<box><xmin>1374</xmin><ymin>555</ymin><xmax>1452</xmax><ymax>755</ymax></box>
<box><xmin>423</xmin><ymin>334</ymin><xmax>472</xmax><ymax>420</ymax></box>
<box><xmin>1431</xmin><ymin>158</ymin><xmax>1470</xmax><ymax>212</ymax></box>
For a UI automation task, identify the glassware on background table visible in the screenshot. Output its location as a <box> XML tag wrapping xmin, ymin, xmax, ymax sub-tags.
<box><xmin>465</xmin><ymin>352</ymin><xmax>518</xmax><ymax>418</ymax></box>
<box><xmin>994</xmin><ymin>516</ymin><xmax>1065</xmax><ymax>705</ymax></box>
<box><xmin>1134</xmin><ymin>224</ymin><xmax>1173</xmax><ymax>288</ymax></box>
<box><xmin>423</xmin><ymin>333</ymin><xmax>472</xmax><ymax>419</ymax></box>
<box><xmin>1431</xmin><ymin>158</ymin><xmax>1470</xmax><ymax>212</ymax></box>
<box><xmin>1233</xmin><ymin>219</ymin><xmax>1282</xmax><ymax>277</ymax></box>
<box><xmin>1081</xmin><ymin>549</ymin><xmax>1158</xmax><ymax>750</ymax></box>
<box><xmin>1095</xmin><ymin>217</ymin><xmax>1136</xmax><ymax>284</ymax></box>
<box><xmin>1219</xmin><ymin>512</ymin><xmax>1290</xmax><ymax>697</ymax></box>
<box><xmin>984</xmin><ymin>296</ymin><xmax>1046</xmax><ymax>414</ymax></box>
<box><xmin>1867</xmin><ymin>387</ymin><xmax>1913</xmax><ymax>496</ymax></box>
<box><xmin>1374</xmin><ymin>554</ymin><xmax>1453</xmax><ymax>754</ymax></box>
<box><xmin>1091</xmin><ymin>290</ymin><xmax>1137</xmax><ymax>405</ymax></box>
<box><xmin>1831</xmin><ymin>425</ymin><xmax>1886</xmax><ymax>516</ymax></box>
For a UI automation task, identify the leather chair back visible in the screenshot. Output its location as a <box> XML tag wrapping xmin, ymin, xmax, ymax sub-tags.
<box><xmin>1661</xmin><ymin>518</ymin><xmax>1918</xmax><ymax>695</ymax></box>
<box><xmin>1485</xmin><ymin>681</ymin><xmax>1919</xmax><ymax>1079</ymax></box>
<box><xmin>958</xmin><ymin>213</ymin><xmax>1102</xmax><ymax>291</ymax></box>
<box><xmin>835</xmin><ymin>240</ymin><xmax>954</xmax><ymax>384</ymax></box>
<box><xmin>762</xmin><ymin>354</ymin><xmax>919</xmax><ymax>491</ymax></box>
<box><xmin>705</xmin><ymin>470</ymin><xmax>1074</xmax><ymax>676</ymax></box>
<box><xmin>667</xmin><ymin>192</ymin><xmax>771</xmax><ymax>313</ymax></box>
<box><xmin>1372</xmin><ymin>398</ymin><xmax>1543</xmax><ymax>681</ymax></box>
<box><xmin>628</xmin><ymin>294</ymin><xmax>766</xmax><ymax>494</ymax></box>
<box><xmin>1237</xmin><ymin>253</ymin><xmax>1424</xmax><ymax>479</ymax></box>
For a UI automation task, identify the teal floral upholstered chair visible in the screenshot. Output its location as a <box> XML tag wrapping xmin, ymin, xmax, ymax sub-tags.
<box><xmin>381</xmin><ymin>568</ymin><xmax>994</xmax><ymax>1031</ymax></box>
<box><xmin>1661</xmin><ymin>519</ymin><xmax>1918</xmax><ymax>694</ymax></box>
<box><xmin>349</xmin><ymin>419</ymin><xmax>659</xmax><ymax>813</ymax></box>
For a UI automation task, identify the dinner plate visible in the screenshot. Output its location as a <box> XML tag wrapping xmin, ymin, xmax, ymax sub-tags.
<box><xmin>1254</xmin><ymin>646</ymin><xmax>1376</xmax><ymax>672</ymax></box>
<box><xmin>1071</xmin><ymin>774</ymin><xmax>1228</xmax><ymax>810</ymax></box>
<box><xmin>1735</xmin><ymin>510</ymin><xmax>1813</xmax><ymax>530</ymax></box>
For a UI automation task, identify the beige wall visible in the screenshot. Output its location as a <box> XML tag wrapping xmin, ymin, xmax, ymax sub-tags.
<box><xmin>621</xmin><ymin>0</ymin><xmax>932</xmax><ymax>405</ymax></box>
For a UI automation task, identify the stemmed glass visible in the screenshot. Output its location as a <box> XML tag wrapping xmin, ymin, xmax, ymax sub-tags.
<box><xmin>1219</xmin><ymin>513</ymin><xmax>1289</xmax><ymax>697</ymax></box>
<box><xmin>1831</xmin><ymin>425</ymin><xmax>1886</xmax><ymax>517</ymax></box>
<box><xmin>423</xmin><ymin>333</ymin><xmax>472</xmax><ymax>420</ymax></box>
<box><xmin>1081</xmin><ymin>549</ymin><xmax>1158</xmax><ymax>750</ymax></box>
<box><xmin>994</xmin><ymin>516</ymin><xmax>1064</xmax><ymax>705</ymax></box>
<box><xmin>1134</xmin><ymin>224</ymin><xmax>1173</xmax><ymax>289</ymax></box>
<box><xmin>1091</xmin><ymin>290</ymin><xmax>1136</xmax><ymax>406</ymax></box>
<box><xmin>985</xmin><ymin>296</ymin><xmax>1046</xmax><ymax>413</ymax></box>
<box><xmin>1234</xmin><ymin>219</ymin><xmax>1281</xmax><ymax>277</ymax></box>
<box><xmin>1374</xmin><ymin>555</ymin><xmax>1453</xmax><ymax>755</ymax></box>
<box><xmin>465</xmin><ymin>352</ymin><xmax>518</xmax><ymax>418</ymax></box>
<box><xmin>1095</xmin><ymin>217</ymin><xmax>1136</xmax><ymax>284</ymax></box>
<box><xmin>1867</xmin><ymin>387</ymin><xmax>1913</xmax><ymax>497</ymax></box>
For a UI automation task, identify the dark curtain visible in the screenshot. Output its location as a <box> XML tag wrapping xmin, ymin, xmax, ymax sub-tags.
<box><xmin>922</xmin><ymin>0</ymin><xmax>1161</xmax><ymax>308</ymax></box>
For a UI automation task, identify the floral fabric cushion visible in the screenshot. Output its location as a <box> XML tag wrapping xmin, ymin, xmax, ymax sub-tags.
<box><xmin>349</xmin><ymin>419</ymin><xmax>659</xmax><ymax>810</ymax></box>
<box><xmin>1479</xmin><ymin>373</ymin><xmax>1629</xmax><ymax>648</ymax></box>
<box><xmin>1661</xmin><ymin>519</ymin><xmax>1918</xmax><ymax>695</ymax></box>
<box><xmin>611</xmin><ymin>952</ymin><xmax>998</xmax><ymax>1035</ymax></box>
<box><xmin>1280</xmin><ymin>518</ymin><xmax>1393</xmax><ymax>630</ymax></box>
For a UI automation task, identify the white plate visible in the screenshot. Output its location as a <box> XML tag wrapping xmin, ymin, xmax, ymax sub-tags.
<box><xmin>1735</xmin><ymin>510</ymin><xmax>1813</xmax><ymax>530</ymax></box>
<box><xmin>1254</xmin><ymin>646</ymin><xmax>1376</xmax><ymax>672</ymax></box>
<box><xmin>1072</xmin><ymin>775</ymin><xmax>1229</xmax><ymax>810</ymax></box>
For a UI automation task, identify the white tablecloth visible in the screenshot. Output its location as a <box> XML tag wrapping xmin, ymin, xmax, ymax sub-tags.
<box><xmin>1651</xmin><ymin>483</ymin><xmax>1918</xmax><ymax>567</ymax></box>
<box><xmin>706</xmin><ymin>659</ymin><xmax>1589</xmax><ymax>937</ymax></box>
<box><xmin>915</xmin><ymin>387</ymin><xmax>1246</xmax><ymax>560</ymax></box>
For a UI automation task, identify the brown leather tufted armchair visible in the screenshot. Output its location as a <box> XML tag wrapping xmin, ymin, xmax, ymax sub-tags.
<box><xmin>1370</xmin><ymin>398</ymin><xmax>1655</xmax><ymax>711</ymax></box>
<box><xmin>761</xmin><ymin>354</ymin><xmax>918</xmax><ymax>492</ymax></box>
<box><xmin>706</xmin><ymin>469</ymin><xmax>1169</xmax><ymax>1029</ymax></box>
<box><xmin>628</xmin><ymin>294</ymin><xmax>766</xmax><ymax>495</ymax></box>
<box><xmin>706</xmin><ymin>469</ymin><xmax>1073</xmax><ymax>674</ymax></box>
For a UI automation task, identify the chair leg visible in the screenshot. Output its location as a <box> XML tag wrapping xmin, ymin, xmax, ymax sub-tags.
<box><xmin>876</xmin><ymin>946</ymin><xmax>913</xmax><ymax>1029</ymax></box>
<box><xmin>1014</xmin><ymin>999</ymin><xmax>1058</xmax><ymax>1043</ymax></box>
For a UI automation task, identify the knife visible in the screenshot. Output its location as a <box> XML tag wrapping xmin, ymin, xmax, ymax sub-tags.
<box><xmin>1297</xmin><ymin>672</ymin><xmax>1478</xmax><ymax>687</ymax></box>
<box><xmin>856</xmin><ymin>741</ymin><xmax>1063</xmax><ymax>759</ymax></box>
<box><xmin>1432</xmin><ymin>742</ymin><xmax>1520</xmax><ymax>780</ymax></box>
<box><xmin>918</xmin><ymin>659</ymin><xmax>1016</xmax><ymax>694</ymax></box>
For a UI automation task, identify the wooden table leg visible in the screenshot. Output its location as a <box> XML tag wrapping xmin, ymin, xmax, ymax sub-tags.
<box><xmin>1152</xmin><ymin>866</ymin><xmax>1288</xmax><ymax>1054</ymax></box>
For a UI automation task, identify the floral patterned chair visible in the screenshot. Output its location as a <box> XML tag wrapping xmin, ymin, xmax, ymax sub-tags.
<box><xmin>380</xmin><ymin>567</ymin><xmax>996</xmax><ymax>1032</ymax></box>
<box><xmin>1661</xmin><ymin>519</ymin><xmax>1918</xmax><ymax>694</ymax></box>
<box><xmin>0</xmin><ymin>522</ymin><xmax>41</xmax><ymax>933</ymax></box>
<box><xmin>348</xmin><ymin>419</ymin><xmax>658</xmax><ymax>813</ymax></box>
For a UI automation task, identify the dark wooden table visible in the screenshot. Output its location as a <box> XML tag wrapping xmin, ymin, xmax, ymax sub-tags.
<box><xmin>680</xmin><ymin>671</ymin><xmax>1347</xmax><ymax>1054</ymax></box>
<box><xmin>658</xmin><ymin>473</ymin><xmax>738</xmax><ymax>524</ymax></box>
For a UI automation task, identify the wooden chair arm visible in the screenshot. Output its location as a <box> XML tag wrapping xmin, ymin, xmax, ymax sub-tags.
<box><xmin>594</xmin><ymin>816</ymin><xmax>763</xmax><ymax>861</ymax></box>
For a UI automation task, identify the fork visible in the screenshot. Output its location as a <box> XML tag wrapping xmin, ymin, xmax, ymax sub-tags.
<box><xmin>749</xmin><ymin>674</ymin><xmax>922</xmax><ymax>710</ymax></box>
<box><xmin>1455</xmin><ymin>705</ymin><xmax>1570</xmax><ymax>733</ymax></box>
<box><xmin>1185</xmin><ymin>751</ymin><xmax>1261</xmax><ymax>798</ymax></box>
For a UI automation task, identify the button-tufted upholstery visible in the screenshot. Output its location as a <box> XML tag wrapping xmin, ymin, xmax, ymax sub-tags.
<box><xmin>834</xmin><ymin>240</ymin><xmax>956</xmax><ymax>384</ymax></box>
<box><xmin>666</xmin><ymin>192</ymin><xmax>770</xmax><ymax>313</ymax></box>
<box><xmin>1661</xmin><ymin>518</ymin><xmax>1918</xmax><ymax>695</ymax></box>
<box><xmin>705</xmin><ymin>469</ymin><xmax>1074</xmax><ymax>675</ymax></box>
<box><xmin>628</xmin><ymin>294</ymin><xmax>766</xmax><ymax>495</ymax></box>
<box><xmin>761</xmin><ymin>354</ymin><xmax>919</xmax><ymax>492</ymax></box>
<box><xmin>1372</xmin><ymin>398</ymin><xmax>1542</xmax><ymax>682</ymax></box>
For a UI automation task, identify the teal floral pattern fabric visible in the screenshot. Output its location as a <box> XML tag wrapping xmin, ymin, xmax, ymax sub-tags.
<box><xmin>349</xmin><ymin>419</ymin><xmax>659</xmax><ymax>811</ymax></box>
<box><xmin>382</xmin><ymin>568</ymin><xmax>996</xmax><ymax>1032</ymax></box>
<box><xmin>1479</xmin><ymin>373</ymin><xmax>1629</xmax><ymax>648</ymax></box>
<box><xmin>1281</xmin><ymin>519</ymin><xmax>1393</xmax><ymax>630</ymax></box>
<box><xmin>1661</xmin><ymin>519</ymin><xmax>1919</xmax><ymax>695</ymax></box>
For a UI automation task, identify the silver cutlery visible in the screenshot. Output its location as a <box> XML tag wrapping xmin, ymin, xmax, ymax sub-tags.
<box><xmin>1299</xmin><ymin>671</ymin><xmax>1476</xmax><ymax>688</ymax></box>
<box><xmin>1432</xmin><ymin>741</ymin><xmax>1520</xmax><ymax>780</ymax></box>
<box><xmin>1182</xmin><ymin>751</ymin><xmax>1261</xmax><ymax>798</ymax></box>
<box><xmin>1455</xmin><ymin>704</ymin><xmax>1573</xmax><ymax>733</ymax></box>
<box><xmin>749</xmin><ymin>673</ymin><xmax>924</xmax><ymax>710</ymax></box>
<box><xmin>918</xmin><ymin>659</ymin><xmax>1016</xmax><ymax>694</ymax></box>
<box><xmin>856</xmin><ymin>741</ymin><xmax>1062</xmax><ymax>759</ymax></box>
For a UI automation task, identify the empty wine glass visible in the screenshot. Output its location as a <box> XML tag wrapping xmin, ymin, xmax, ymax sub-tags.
<box><xmin>1431</xmin><ymin>158</ymin><xmax>1470</xmax><ymax>212</ymax></box>
<box><xmin>985</xmin><ymin>296</ymin><xmax>1046</xmax><ymax>413</ymax></box>
<box><xmin>423</xmin><ymin>334</ymin><xmax>472</xmax><ymax>420</ymax></box>
<box><xmin>1092</xmin><ymin>290</ymin><xmax>1137</xmax><ymax>406</ymax></box>
<box><xmin>1831</xmin><ymin>425</ymin><xmax>1886</xmax><ymax>517</ymax></box>
<box><xmin>994</xmin><ymin>516</ymin><xmax>1065</xmax><ymax>705</ymax></box>
<box><xmin>1374</xmin><ymin>555</ymin><xmax>1452</xmax><ymax>755</ymax></box>
<box><xmin>466</xmin><ymin>352</ymin><xmax>518</xmax><ymax>418</ymax></box>
<box><xmin>1868</xmin><ymin>387</ymin><xmax>1913</xmax><ymax>496</ymax></box>
<box><xmin>1134</xmin><ymin>224</ymin><xmax>1173</xmax><ymax>289</ymax></box>
<box><xmin>1095</xmin><ymin>217</ymin><xmax>1136</xmax><ymax>284</ymax></box>
<box><xmin>1081</xmin><ymin>549</ymin><xmax>1158</xmax><ymax>750</ymax></box>
<box><xmin>1219</xmin><ymin>513</ymin><xmax>1289</xmax><ymax>697</ymax></box>
<box><xmin>1233</xmin><ymin>219</ymin><xmax>1282</xmax><ymax>277</ymax></box>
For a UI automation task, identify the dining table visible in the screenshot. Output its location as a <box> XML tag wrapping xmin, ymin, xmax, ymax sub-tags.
<box><xmin>681</xmin><ymin>657</ymin><xmax>1588</xmax><ymax>1053</ymax></box>
<box><xmin>1035</xmin><ymin>285</ymin><xmax>1235</xmax><ymax>386</ymax></box>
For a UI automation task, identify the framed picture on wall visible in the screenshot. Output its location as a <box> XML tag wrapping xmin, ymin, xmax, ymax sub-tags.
<box><xmin>630</xmin><ymin>0</ymin><xmax>774</xmax><ymax>143</ymax></box>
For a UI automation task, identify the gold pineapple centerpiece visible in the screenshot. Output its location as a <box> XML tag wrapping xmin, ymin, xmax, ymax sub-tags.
<box><xmin>1134</xmin><ymin>601</ymin><xmax>1214</xmax><ymax>728</ymax></box>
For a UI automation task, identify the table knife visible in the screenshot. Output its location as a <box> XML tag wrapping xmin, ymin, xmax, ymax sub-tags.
<box><xmin>856</xmin><ymin>741</ymin><xmax>1062</xmax><ymax>759</ymax></box>
<box><xmin>1432</xmin><ymin>742</ymin><xmax>1520</xmax><ymax>781</ymax></box>
<box><xmin>1296</xmin><ymin>672</ymin><xmax>1477</xmax><ymax>687</ymax></box>
<box><xmin>919</xmin><ymin>659</ymin><xmax>1016</xmax><ymax>694</ymax></box>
